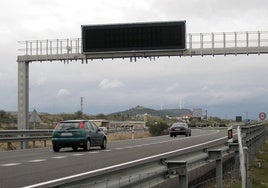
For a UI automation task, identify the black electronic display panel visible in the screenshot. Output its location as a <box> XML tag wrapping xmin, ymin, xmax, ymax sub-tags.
<box><xmin>82</xmin><ymin>21</ymin><xmax>186</xmax><ymax>53</ymax></box>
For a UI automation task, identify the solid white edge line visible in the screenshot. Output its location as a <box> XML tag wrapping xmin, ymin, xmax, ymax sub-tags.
<box><xmin>22</xmin><ymin>135</ymin><xmax>227</xmax><ymax>188</ymax></box>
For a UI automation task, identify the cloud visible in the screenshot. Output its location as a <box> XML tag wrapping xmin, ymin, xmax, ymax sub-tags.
<box><xmin>98</xmin><ymin>79</ymin><xmax>125</xmax><ymax>89</ymax></box>
<box><xmin>1</xmin><ymin>0</ymin><xmax>268</xmax><ymax>119</ymax></box>
<box><xmin>166</xmin><ymin>83</ymin><xmax>181</xmax><ymax>93</ymax></box>
<box><xmin>35</xmin><ymin>77</ymin><xmax>47</xmax><ymax>86</ymax></box>
<box><xmin>57</xmin><ymin>89</ymin><xmax>72</xmax><ymax>97</ymax></box>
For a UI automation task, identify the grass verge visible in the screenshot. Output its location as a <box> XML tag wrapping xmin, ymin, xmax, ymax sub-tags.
<box><xmin>227</xmin><ymin>136</ymin><xmax>268</xmax><ymax>188</ymax></box>
<box><xmin>249</xmin><ymin>137</ymin><xmax>268</xmax><ymax>187</ymax></box>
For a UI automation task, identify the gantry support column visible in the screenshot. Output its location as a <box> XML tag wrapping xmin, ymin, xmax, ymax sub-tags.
<box><xmin>18</xmin><ymin>61</ymin><xmax>29</xmax><ymax>131</ymax></box>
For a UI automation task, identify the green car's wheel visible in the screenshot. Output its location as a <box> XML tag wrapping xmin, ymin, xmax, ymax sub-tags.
<box><xmin>84</xmin><ymin>139</ymin><xmax>91</xmax><ymax>151</ymax></box>
<box><xmin>101</xmin><ymin>138</ymin><xmax>107</xmax><ymax>149</ymax></box>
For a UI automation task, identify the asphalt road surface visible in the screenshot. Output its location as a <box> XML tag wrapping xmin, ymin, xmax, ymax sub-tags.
<box><xmin>0</xmin><ymin>129</ymin><xmax>227</xmax><ymax>188</ymax></box>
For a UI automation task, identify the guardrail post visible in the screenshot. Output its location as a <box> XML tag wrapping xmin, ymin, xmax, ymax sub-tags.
<box><xmin>166</xmin><ymin>161</ymin><xmax>188</xmax><ymax>188</ymax></box>
<box><xmin>7</xmin><ymin>142</ymin><xmax>13</xmax><ymax>150</ymax></box>
<box><xmin>208</xmin><ymin>150</ymin><xmax>223</xmax><ymax>188</ymax></box>
<box><xmin>229</xmin><ymin>143</ymin><xmax>240</xmax><ymax>179</ymax></box>
<box><xmin>243</xmin><ymin>147</ymin><xmax>249</xmax><ymax>188</ymax></box>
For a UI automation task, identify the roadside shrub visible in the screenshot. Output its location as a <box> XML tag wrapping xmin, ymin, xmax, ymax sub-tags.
<box><xmin>147</xmin><ymin>121</ymin><xmax>169</xmax><ymax>136</ymax></box>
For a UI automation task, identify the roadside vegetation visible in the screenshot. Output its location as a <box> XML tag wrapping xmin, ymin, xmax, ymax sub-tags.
<box><xmin>248</xmin><ymin>136</ymin><xmax>268</xmax><ymax>187</ymax></box>
<box><xmin>227</xmin><ymin>125</ymin><xmax>268</xmax><ymax>188</ymax></box>
<box><xmin>0</xmin><ymin>110</ymin><xmax>17</xmax><ymax>129</ymax></box>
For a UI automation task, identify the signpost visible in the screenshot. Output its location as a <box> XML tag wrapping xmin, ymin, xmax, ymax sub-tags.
<box><xmin>29</xmin><ymin>109</ymin><xmax>41</xmax><ymax>129</ymax></box>
<box><xmin>259</xmin><ymin>112</ymin><xmax>266</xmax><ymax>121</ymax></box>
<box><xmin>247</xmin><ymin>119</ymin><xmax>251</xmax><ymax>126</ymax></box>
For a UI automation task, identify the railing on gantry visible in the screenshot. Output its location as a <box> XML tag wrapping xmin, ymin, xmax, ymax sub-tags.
<box><xmin>18</xmin><ymin>31</ymin><xmax>268</xmax><ymax>57</ymax></box>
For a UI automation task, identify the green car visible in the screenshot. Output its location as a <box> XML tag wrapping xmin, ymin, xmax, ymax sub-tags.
<box><xmin>52</xmin><ymin>120</ymin><xmax>107</xmax><ymax>152</ymax></box>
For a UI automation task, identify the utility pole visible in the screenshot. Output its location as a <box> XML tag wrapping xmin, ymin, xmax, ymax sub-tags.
<box><xmin>81</xmin><ymin>97</ymin><xmax>83</xmax><ymax>117</ymax></box>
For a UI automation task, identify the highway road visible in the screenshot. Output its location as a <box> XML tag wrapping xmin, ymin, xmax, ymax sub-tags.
<box><xmin>0</xmin><ymin>129</ymin><xmax>228</xmax><ymax>188</ymax></box>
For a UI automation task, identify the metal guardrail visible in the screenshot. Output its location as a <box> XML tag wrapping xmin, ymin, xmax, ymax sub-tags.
<box><xmin>0</xmin><ymin>128</ymin><xmax>145</xmax><ymax>150</ymax></box>
<box><xmin>0</xmin><ymin>129</ymin><xmax>53</xmax><ymax>142</ymax></box>
<box><xmin>0</xmin><ymin>130</ymin><xmax>53</xmax><ymax>150</ymax></box>
<box><xmin>240</xmin><ymin>123</ymin><xmax>267</xmax><ymax>162</ymax></box>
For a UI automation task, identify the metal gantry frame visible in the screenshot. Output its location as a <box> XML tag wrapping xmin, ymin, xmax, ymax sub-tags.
<box><xmin>17</xmin><ymin>31</ymin><xmax>268</xmax><ymax>134</ymax></box>
<box><xmin>18</xmin><ymin>31</ymin><xmax>268</xmax><ymax>62</ymax></box>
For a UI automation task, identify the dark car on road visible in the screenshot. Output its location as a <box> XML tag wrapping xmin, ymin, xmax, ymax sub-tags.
<box><xmin>169</xmin><ymin>122</ymin><xmax>191</xmax><ymax>137</ymax></box>
<box><xmin>52</xmin><ymin>120</ymin><xmax>107</xmax><ymax>152</ymax></box>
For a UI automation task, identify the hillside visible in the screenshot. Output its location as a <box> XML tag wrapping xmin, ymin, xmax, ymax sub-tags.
<box><xmin>159</xmin><ymin>108</ymin><xmax>193</xmax><ymax>117</ymax></box>
<box><xmin>108</xmin><ymin>105</ymin><xmax>192</xmax><ymax>117</ymax></box>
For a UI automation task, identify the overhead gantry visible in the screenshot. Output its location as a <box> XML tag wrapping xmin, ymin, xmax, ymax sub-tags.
<box><xmin>17</xmin><ymin>31</ymin><xmax>268</xmax><ymax>133</ymax></box>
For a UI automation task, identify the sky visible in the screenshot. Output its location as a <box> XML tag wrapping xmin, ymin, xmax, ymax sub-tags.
<box><xmin>1</xmin><ymin>0</ymin><xmax>268</xmax><ymax>120</ymax></box>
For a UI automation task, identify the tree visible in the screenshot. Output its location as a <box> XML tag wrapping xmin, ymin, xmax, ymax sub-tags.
<box><xmin>96</xmin><ymin>113</ymin><xmax>106</xmax><ymax>119</ymax></box>
<box><xmin>0</xmin><ymin>110</ymin><xmax>16</xmax><ymax>124</ymax></box>
<box><xmin>75</xmin><ymin>110</ymin><xmax>83</xmax><ymax>118</ymax></box>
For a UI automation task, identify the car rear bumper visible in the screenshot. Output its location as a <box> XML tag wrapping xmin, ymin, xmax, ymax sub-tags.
<box><xmin>170</xmin><ymin>131</ymin><xmax>187</xmax><ymax>135</ymax></box>
<box><xmin>52</xmin><ymin>137</ymin><xmax>87</xmax><ymax>147</ymax></box>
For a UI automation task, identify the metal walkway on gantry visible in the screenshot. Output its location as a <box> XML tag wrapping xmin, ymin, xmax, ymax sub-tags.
<box><xmin>18</xmin><ymin>31</ymin><xmax>268</xmax><ymax>62</ymax></box>
<box><xmin>16</xmin><ymin>31</ymin><xmax>268</xmax><ymax>138</ymax></box>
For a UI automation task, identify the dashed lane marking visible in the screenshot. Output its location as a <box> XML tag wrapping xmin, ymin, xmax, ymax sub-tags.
<box><xmin>115</xmin><ymin>148</ymin><xmax>124</xmax><ymax>150</ymax></box>
<box><xmin>51</xmin><ymin>156</ymin><xmax>67</xmax><ymax>159</ymax></box>
<box><xmin>28</xmin><ymin>159</ymin><xmax>46</xmax><ymax>163</ymax></box>
<box><xmin>71</xmin><ymin>153</ymin><xmax>86</xmax><ymax>156</ymax></box>
<box><xmin>1</xmin><ymin>163</ymin><xmax>21</xmax><ymax>167</ymax></box>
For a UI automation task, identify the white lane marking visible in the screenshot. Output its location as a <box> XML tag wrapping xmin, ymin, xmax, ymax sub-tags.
<box><xmin>28</xmin><ymin>159</ymin><xmax>46</xmax><ymax>163</ymax></box>
<box><xmin>132</xmin><ymin>144</ymin><xmax>143</xmax><ymax>147</ymax></box>
<box><xmin>22</xmin><ymin>136</ymin><xmax>227</xmax><ymax>188</ymax></box>
<box><xmin>115</xmin><ymin>130</ymin><xmax>220</xmax><ymax>150</ymax></box>
<box><xmin>1</xmin><ymin>163</ymin><xmax>21</xmax><ymax>167</ymax></box>
<box><xmin>115</xmin><ymin>148</ymin><xmax>124</xmax><ymax>150</ymax></box>
<box><xmin>88</xmin><ymin>151</ymin><xmax>100</xmax><ymax>154</ymax></box>
<box><xmin>51</xmin><ymin>156</ymin><xmax>67</xmax><ymax>159</ymax></box>
<box><xmin>71</xmin><ymin>154</ymin><xmax>86</xmax><ymax>156</ymax></box>
<box><xmin>114</xmin><ymin>130</ymin><xmax>220</xmax><ymax>151</ymax></box>
<box><xmin>143</xmin><ymin>143</ymin><xmax>151</xmax><ymax>146</ymax></box>
<box><xmin>103</xmin><ymin>150</ymin><xmax>112</xmax><ymax>152</ymax></box>
<box><xmin>125</xmin><ymin>146</ymin><xmax>133</xmax><ymax>149</ymax></box>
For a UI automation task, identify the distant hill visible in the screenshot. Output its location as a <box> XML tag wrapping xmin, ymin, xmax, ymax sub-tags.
<box><xmin>159</xmin><ymin>108</ymin><xmax>193</xmax><ymax>117</ymax></box>
<box><xmin>108</xmin><ymin>105</ymin><xmax>192</xmax><ymax>117</ymax></box>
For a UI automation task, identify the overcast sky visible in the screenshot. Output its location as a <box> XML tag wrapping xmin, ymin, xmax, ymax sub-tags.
<box><xmin>1</xmin><ymin>0</ymin><xmax>268</xmax><ymax>119</ymax></box>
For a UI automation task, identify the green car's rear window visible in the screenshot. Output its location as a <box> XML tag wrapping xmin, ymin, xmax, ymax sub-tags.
<box><xmin>56</xmin><ymin>122</ymin><xmax>81</xmax><ymax>130</ymax></box>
